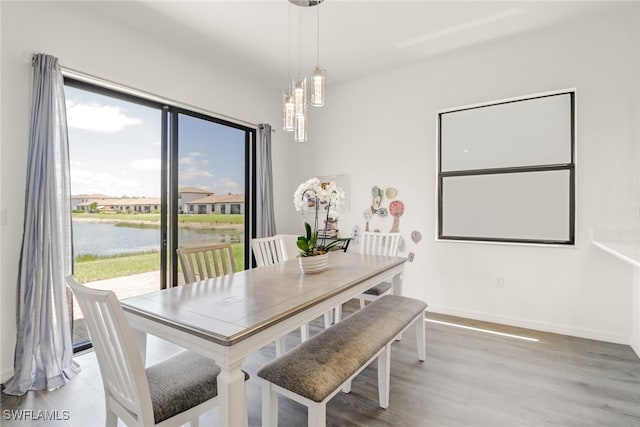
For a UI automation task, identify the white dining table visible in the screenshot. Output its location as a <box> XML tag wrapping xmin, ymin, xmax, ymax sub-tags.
<box><xmin>120</xmin><ymin>251</ymin><xmax>406</xmax><ymax>427</ymax></box>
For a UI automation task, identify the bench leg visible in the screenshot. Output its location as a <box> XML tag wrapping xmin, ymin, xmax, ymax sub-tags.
<box><xmin>308</xmin><ymin>402</ymin><xmax>326</xmax><ymax>427</ymax></box>
<box><xmin>378</xmin><ymin>344</ymin><xmax>391</xmax><ymax>409</ymax></box>
<box><xmin>334</xmin><ymin>304</ymin><xmax>342</xmax><ymax>323</ymax></box>
<box><xmin>262</xmin><ymin>381</ymin><xmax>278</xmax><ymax>427</ymax></box>
<box><xmin>275</xmin><ymin>338</ymin><xmax>286</xmax><ymax>357</ymax></box>
<box><xmin>417</xmin><ymin>311</ymin><xmax>426</xmax><ymax>362</ymax></box>
<box><xmin>342</xmin><ymin>380</ymin><xmax>352</xmax><ymax>394</ymax></box>
<box><xmin>359</xmin><ymin>295</ymin><xmax>366</xmax><ymax>309</ymax></box>
<box><xmin>324</xmin><ymin>311</ymin><xmax>332</xmax><ymax>328</ymax></box>
<box><xmin>300</xmin><ymin>323</ymin><xmax>310</xmax><ymax>342</ymax></box>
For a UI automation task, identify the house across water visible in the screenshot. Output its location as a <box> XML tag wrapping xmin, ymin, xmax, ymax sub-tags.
<box><xmin>73</xmin><ymin>187</ymin><xmax>243</xmax><ymax>215</ymax></box>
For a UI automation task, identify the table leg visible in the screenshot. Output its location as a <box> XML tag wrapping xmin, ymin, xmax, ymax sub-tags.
<box><xmin>393</xmin><ymin>271</ymin><xmax>404</xmax><ymax>340</ymax></box>
<box><xmin>218</xmin><ymin>359</ymin><xmax>248</xmax><ymax>427</ymax></box>
<box><xmin>392</xmin><ymin>271</ymin><xmax>404</xmax><ymax>296</ymax></box>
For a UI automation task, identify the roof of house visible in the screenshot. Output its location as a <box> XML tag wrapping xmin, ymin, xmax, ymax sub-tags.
<box><xmin>71</xmin><ymin>193</ymin><xmax>112</xmax><ymax>199</ymax></box>
<box><xmin>77</xmin><ymin>197</ymin><xmax>161</xmax><ymax>207</ymax></box>
<box><xmin>179</xmin><ymin>187</ymin><xmax>212</xmax><ymax>194</ymax></box>
<box><xmin>185</xmin><ymin>194</ymin><xmax>244</xmax><ymax>205</ymax></box>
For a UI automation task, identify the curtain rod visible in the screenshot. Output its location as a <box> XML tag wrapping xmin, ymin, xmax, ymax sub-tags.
<box><xmin>60</xmin><ymin>66</ymin><xmax>269</xmax><ymax>131</ymax></box>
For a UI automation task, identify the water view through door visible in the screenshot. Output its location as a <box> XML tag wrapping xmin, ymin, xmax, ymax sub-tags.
<box><xmin>66</xmin><ymin>83</ymin><xmax>163</xmax><ymax>349</ymax></box>
<box><xmin>65</xmin><ymin>82</ymin><xmax>250</xmax><ymax>350</ymax></box>
<box><xmin>175</xmin><ymin>112</ymin><xmax>247</xmax><ymax>283</ymax></box>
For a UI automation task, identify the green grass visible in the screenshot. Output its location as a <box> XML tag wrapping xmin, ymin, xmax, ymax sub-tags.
<box><xmin>72</xmin><ymin>212</ymin><xmax>244</xmax><ymax>225</ymax></box>
<box><xmin>178</xmin><ymin>214</ymin><xmax>244</xmax><ymax>225</ymax></box>
<box><xmin>74</xmin><ymin>252</ymin><xmax>160</xmax><ymax>283</ymax></box>
<box><xmin>74</xmin><ymin>244</ymin><xmax>245</xmax><ymax>284</ymax></box>
<box><xmin>114</xmin><ymin>222</ymin><xmax>159</xmax><ymax>229</ymax></box>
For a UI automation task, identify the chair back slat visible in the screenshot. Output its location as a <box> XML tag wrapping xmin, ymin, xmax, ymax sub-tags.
<box><xmin>252</xmin><ymin>236</ymin><xmax>288</xmax><ymax>267</ymax></box>
<box><xmin>361</xmin><ymin>232</ymin><xmax>402</xmax><ymax>257</ymax></box>
<box><xmin>177</xmin><ymin>243</ymin><xmax>236</xmax><ymax>284</ymax></box>
<box><xmin>66</xmin><ymin>276</ymin><xmax>153</xmax><ymax>423</ymax></box>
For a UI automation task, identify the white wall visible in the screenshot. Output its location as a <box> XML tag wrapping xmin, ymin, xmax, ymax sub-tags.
<box><xmin>0</xmin><ymin>1</ymin><xmax>290</xmax><ymax>382</ymax></box>
<box><xmin>276</xmin><ymin>7</ymin><xmax>640</xmax><ymax>345</ymax></box>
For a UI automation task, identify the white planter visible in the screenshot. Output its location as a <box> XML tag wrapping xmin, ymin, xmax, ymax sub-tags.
<box><xmin>298</xmin><ymin>253</ymin><xmax>329</xmax><ymax>274</ymax></box>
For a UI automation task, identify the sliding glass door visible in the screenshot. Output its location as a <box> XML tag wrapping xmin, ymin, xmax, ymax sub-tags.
<box><xmin>172</xmin><ymin>111</ymin><xmax>250</xmax><ymax>284</ymax></box>
<box><xmin>64</xmin><ymin>79</ymin><xmax>254</xmax><ymax>350</ymax></box>
<box><xmin>65</xmin><ymin>82</ymin><xmax>164</xmax><ymax>350</ymax></box>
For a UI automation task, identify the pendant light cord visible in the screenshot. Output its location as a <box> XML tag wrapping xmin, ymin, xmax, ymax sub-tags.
<box><xmin>288</xmin><ymin>2</ymin><xmax>292</xmax><ymax>84</ymax></box>
<box><xmin>316</xmin><ymin>2</ymin><xmax>320</xmax><ymax>67</ymax></box>
<box><xmin>298</xmin><ymin>7</ymin><xmax>303</xmax><ymax>80</ymax></box>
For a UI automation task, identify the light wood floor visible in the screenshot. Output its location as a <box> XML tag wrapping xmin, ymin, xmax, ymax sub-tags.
<box><xmin>2</xmin><ymin>307</ymin><xmax>639</xmax><ymax>426</ymax></box>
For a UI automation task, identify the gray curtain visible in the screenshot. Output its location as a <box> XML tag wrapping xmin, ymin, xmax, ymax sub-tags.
<box><xmin>3</xmin><ymin>54</ymin><xmax>79</xmax><ymax>395</ymax></box>
<box><xmin>256</xmin><ymin>124</ymin><xmax>276</xmax><ymax>237</ymax></box>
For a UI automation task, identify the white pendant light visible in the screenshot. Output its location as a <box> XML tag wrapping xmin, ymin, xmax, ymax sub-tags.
<box><xmin>311</xmin><ymin>66</ymin><xmax>325</xmax><ymax>107</ymax></box>
<box><xmin>282</xmin><ymin>90</ymin><xmax>295</xmax><ymax>131</ymax></box>
<box><xmin>294</xmin><ymin>108</ymin><xmax>307</xmax><ymax>143</ymax></box>
<box><xmin>293</xmin><ymin>78</ymin><xmax>307</xmax><ymax>142</ymax></box>
<box><xmin>310</xmin><ymin>2</ymin><xmax>325</xmax><ymax>107</ymax></box>
<box><xmin>293</xmin><ymin>78</ymin><xmax>306</xmax><ymax>116</ymax></box>
<box><xmin>282</xmin><ymin>0</ymin><xmax>325</xmax><ymax>141</ymax></box>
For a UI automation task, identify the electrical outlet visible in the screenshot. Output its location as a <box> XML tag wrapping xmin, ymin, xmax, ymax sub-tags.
<box><xmin>496</xmin><ymin>276</ymin><xmax>505</xmax><ymax>288</ymax></box>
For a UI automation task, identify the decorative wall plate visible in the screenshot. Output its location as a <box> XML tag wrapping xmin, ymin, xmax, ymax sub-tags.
<box><xmin>385</xmin><ymin>187</ymin><xmax>398</xmax><ymax>199</ymax></box>
<box><xmin>389</xmin><ymin>200</ymin><xmax>404</xmax><ymax>233</ymax></box>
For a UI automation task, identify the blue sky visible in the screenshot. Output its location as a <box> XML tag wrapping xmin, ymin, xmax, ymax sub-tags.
<box><xmin>65</xmin><ymin>86</ymin><xmax>245</xmax><ymax>198</ymax></box>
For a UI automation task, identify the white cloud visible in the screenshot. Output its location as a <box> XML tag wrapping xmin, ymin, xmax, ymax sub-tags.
<box><xmin>70</xmin><ymin>168</ymin><xmax>141</xmax><ymax>196</ymax></box>
<box><xmin>211</xmin><ymin>178</ymin><xmax>242</xmax><ymax>194</ymax></box>
<box><xmin>70</xmin><ymin>166</ymin><xmax>159</xmax><ymax>197</ymax></box>
<box><xmin>130</xmin><ymin>159</ymin><xmax>161</xmax><ymax>171</ymax></box>
<box><xmin>180</xmin><ymin>168</ymin><xmax>215</xmax><ymax>182</ymax></box>
<box><xmin>179</xmin><ymin>152</ymin><xmax>214</xmax><ymax>182</ymax></box>
<box><xmin>180</xmin><ymin>152</ymin><xmax>208</xmax><ymax>166</ymax></box>
<box><xmin>66</xmin><ymin>100</ymin><xmax>142</xmax><ymax>133</ymax></box>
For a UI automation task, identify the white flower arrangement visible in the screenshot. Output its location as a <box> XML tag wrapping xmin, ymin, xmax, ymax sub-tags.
<box><xmin>293</xmin><ymin>177</ymin><xmax>346</xmax><ymax>256</ymax></box>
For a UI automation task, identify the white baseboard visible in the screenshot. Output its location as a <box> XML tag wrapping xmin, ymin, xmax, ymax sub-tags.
<box><xmin>426</xmin><ymin>304</ymin><xmax>631</xmax><ymax>346</ymax></box>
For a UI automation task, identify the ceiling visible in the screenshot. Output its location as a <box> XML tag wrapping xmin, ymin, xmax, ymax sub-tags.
<box><xmin>84</xmin><ymin>1</ymin><xmax>632</xmax><ymax>89</ymax></box>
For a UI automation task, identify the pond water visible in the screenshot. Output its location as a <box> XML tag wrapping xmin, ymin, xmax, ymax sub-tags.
<box><xmin>72</xmin><ymin>221</ymin><xmax>244</xmax><ymax>257</ymax></box>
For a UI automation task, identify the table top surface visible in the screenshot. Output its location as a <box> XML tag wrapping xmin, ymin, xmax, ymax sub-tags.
<box><xmin>121</xmin><ymin>252</ymin><xmax>406</xmax><ymax>346</ymax></box>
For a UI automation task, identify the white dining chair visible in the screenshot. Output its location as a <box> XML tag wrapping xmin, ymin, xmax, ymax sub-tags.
<box><xmin>252</xmin><ymin>235</ymin><xmax>287</xmax><ymax>267</ymax></box>
<box><xmin>358</xmin><ymin>232</ymin><xmax>403</xmax><ymax>308</ymax></box>
<box><xmin>66</xmin><ymin>275</ymin><xmax>236</xmax><ymax>427</ymax></box>
<box><xmin>251</xmin><ymin>235</ymin><xmax>294</xmax><ymax>355</ymax></box>
<box><xmin>177</xmin><ymin>242</ymin><xmax>235</xmax><ymax>284</ymax></box>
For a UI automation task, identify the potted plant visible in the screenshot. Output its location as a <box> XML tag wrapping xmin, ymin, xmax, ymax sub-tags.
<box><xmin>294</xmin><ymin>177</ymin><xmax>345</xmax><ymax>273</ymax></box>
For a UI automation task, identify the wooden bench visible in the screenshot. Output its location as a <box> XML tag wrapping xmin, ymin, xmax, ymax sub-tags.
<box><xmin>257</xmin><ymin>295</ymin><xmax>427</xmax><ymax>427</ymax></box>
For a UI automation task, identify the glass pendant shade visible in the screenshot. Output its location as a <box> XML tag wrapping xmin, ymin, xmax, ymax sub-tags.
<box><xmin>294</xmin><ymin>112</ymin><xmax>307</xmax><ymax>143</ymax></box>
<box><xmin>311</xmin><ymin>66</ymin><xmax>325</xmax><ymax>107</ymax></box>
<box><xmin>293</xmin><ymin>78</ymin><xmax>308</xmax><ymax>142</ymax></box>
<box><xmin>282</xmin><ymin>91</ymin><xmax>295</xmax><ymax>131</ymax></box>
<box><xmin>293</xmin><ymin>78</ymin><xmax>307</xmax><ymax>116</ymax></box>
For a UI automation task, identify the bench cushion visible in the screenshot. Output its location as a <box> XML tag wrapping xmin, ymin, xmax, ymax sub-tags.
<box><xmin>257</xmin><ymin>295</ymin><xmax>427</xmax><ymax>403</ymax></box>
